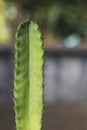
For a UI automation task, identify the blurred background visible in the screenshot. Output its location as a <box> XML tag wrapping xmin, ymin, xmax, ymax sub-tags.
<box><xmin>1</xmin><ymin>0</ymin><xmax>87</xmax><ymax>130</ymax></box>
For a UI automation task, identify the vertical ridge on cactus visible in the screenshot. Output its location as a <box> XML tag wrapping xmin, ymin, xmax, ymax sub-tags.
<box><xmin>14</xmin><ymin>21</ymin><xmax>44</xmax><ymax>130</ymax></box>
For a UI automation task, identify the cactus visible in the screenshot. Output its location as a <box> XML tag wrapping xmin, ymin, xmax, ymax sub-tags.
<box><xmin>14</xmin><ymin>21</ymin><xmax>44</xmax><ymax>130</ymax></box>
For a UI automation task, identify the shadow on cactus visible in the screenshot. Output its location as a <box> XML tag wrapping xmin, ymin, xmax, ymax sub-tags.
<box><xmin>14</xmin><ymin>21</ymin><xmax>44</xmax><ymax>130</ymax></box>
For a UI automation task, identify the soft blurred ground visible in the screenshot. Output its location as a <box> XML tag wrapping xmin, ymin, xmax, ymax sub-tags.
<box><xmin>43</xmin><ymin>103</ymin><xmax>87</xmax><ymax>130</ymax></box>
<box><xmin>1</xmin><ymin>102</ymin><xmax>87</xmax><ymax>130</ymax></box>
<box><xmin>0</xmin><ymin>103</ymin><xmax>15</xmax><ymax>130</ymax></box>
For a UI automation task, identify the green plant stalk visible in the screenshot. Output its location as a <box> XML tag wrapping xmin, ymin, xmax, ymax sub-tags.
<box><xmin>14</xmin><ymin>21</ymin><xmax>44</xmax><ymax>130</ymax></box>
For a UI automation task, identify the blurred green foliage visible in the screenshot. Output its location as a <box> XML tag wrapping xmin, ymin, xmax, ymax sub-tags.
<box><xmin>0</xmin><ymin>0</ymin><xmax>11</xmax><ymax>43</ymax></box>
<box><xmin>2</xmin><ymin>0</ymin><xmax>87</xmax><ymax>43</ymax></box>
